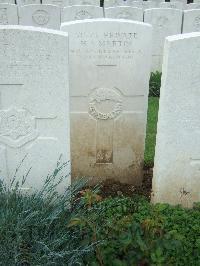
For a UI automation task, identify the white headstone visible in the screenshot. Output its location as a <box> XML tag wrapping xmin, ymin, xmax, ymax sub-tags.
<box><xmin>104</xmin><ymin>7</ymin><xmax>143</xmax><ymax>21</ymax></box>
<box><xmin>0</xmin><ymin>26</ymin><xmax>70</xmax><ymax>192</ymax></box>
<box><xmin>61</xmin><ymin>19</ymin><xmax>152</xmax><ymax>185</ymax></box>
<box><xmin>42</xmin><ymin>0</ymin><xmax>69</xmax><ymax>7</ymax></box>
<box><xmin>171</xmin><ymin>0</ymin><xmax>187</xmax><ymax>4</ymax></box>
<box><xmin>142</xmin><ymin>1</ymin><xmax>157</xmax><ymax>10</ymax></box>
<box><xmin>68</xmin><ymin>0</ymin><xmax>100</xmax><ymax>5</ymax></box>
<box><xmin>160</xmin><ymin>1</ymin><xmax>184</xmax><ymax>10</ymax></box>
<box><xmin>144</xmin><ymin>8</ymin><xmax>182</xmax><ymax>72</ymax></box>
<box><xmin>19</xmin><ymin>4</ymin><xmax>61</xmax><ymax>30</ymax></box>
<box><xmin>16</xmin><ymin>0</ymin><xmax>40</xmax><ymax>5</ymax></box>
<box><xmin>185</xmin><ymin>3</ymin><xmax>200</xmax><ymax>10</ymax></box>
<box><xmin>183</xmin><ymin>10</ymin><xmax>200</xmax><ymax>33</ymax></box>
<box><xmin>151</xmin><ymin>0</ymin><xmax>164</xmax><ymax>7</ymax></box>
<box><xmin>104</xmin><ymin>0</ymin><xmax>142</xmax><ymax>8</ymax></box>
<box><xmin>0</xmin><ymin>0</ymin><xmax>15</xmax><ymax>3</ymax></box>
<box><xmin>152</xmin><ymin>32</ymin><xmax>200</xmax><ymax>208</ymax></box>
<box><xmin>62</xmin><ymin>5</ymin><xmax>103</xmax><ymax>22</ymax></box>
<box><xmin>0</xmin><ymin>4</ymin><xmax>18</xmax><ymax>25</ymax></box>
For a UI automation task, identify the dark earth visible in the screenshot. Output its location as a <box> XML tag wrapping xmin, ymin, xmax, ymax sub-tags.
<box><xmin>89</xmin><ymin>167</ymin><xmax>153</xmax><ymax>200</ymax></box>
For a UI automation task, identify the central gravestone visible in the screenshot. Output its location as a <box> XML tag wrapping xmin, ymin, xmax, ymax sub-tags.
<box><xmin>0</xmin><ymin>26</ymin><xmax>70</xmax><ymax>192</ymax></box>
<box><xmin>61</xmin><ymin>19</ymin><xmax>152</xmax><ymax>185</ymax></box>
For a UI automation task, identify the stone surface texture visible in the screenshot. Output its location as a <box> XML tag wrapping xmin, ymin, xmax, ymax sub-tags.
<box><xmin>183</xmin><ymin>10</ymin><xmax>200</xmax><ymax>33</ymax></box>
<box><xmin>104</xmin><ymin>7</ymin><xmax>143</xmax><ymax>21</ymax></box>
<box><xmin>152</xmin><ymin>32</ymin><xmax>200</xmax><ymax>208</ymax></box>
<box><xmin>0</xmin><ymin>4</ymin><xmax>18</xmax><ymax>25</ymax></box>
<box><xmin>17</xmin><ymin>0</ymin><xmax>40</xmax><ymax>5</ymax></box>
<box><xmin>160</xmin><ymin>1</ymin><xmax>184</xmax><ymax>10</ymax></box>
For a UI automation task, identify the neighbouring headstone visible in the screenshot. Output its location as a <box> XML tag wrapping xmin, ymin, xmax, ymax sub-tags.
<box><xmin>152</xmin><ymin>32</ymin><xmax>200</xmax><ymax>208</ymax></box>
<box><xmin>185</xmin><ymin>3</ymin><xmax>200</xmax><ymax>10</ymax></box>
<box><xmin>151</xmin><ymin>0</ymin><xmax>164</xmax><ymax>7</ymax></box>
<box><xmin>16</xmin><ymin>0</ymin><xmax>40</xmax><ymax>5</ymax></box>
<box><xmin>61</xmin><ymin>19</ymin><xmax>152</xmax><ymax>185</ymax></box>
<box><xmin>0</xmin><ymin>4</ymin><xmax>18</xmax><ymax>25</ymax></box>
<box><xmin>19</xmin><ymin>4</ymin><xmax>61</xmax><ymax>30</ymax></box>
<box><xmin>144</xmin><ymin>8</ymin><xmax>182</xmax><ymax>72</ymax></box>
<box><xmin>62</xmin><ymin>5</ymin><xmax>103</xmax><ymax>22</ymax></box>
<box><xmin>183</xmin><ymin>10</ymin><xmax>200</xmax><ymax>33</ymax></box>
<box><xmin>0</xmin><ymin>0</ymin><xmax>15</xmax><ymax>3</ymax></box>
<box><xmin>104</xmin><ymin>7</ymin><xmax>143</xmax><ymax>21</ymax></box>
<box><xmin>68</xmin><ymin>0</ymin><xmax>100</xmax><ymax>5</ymax></box>
<box><xmin>104</xmin><ymin>0</ymin><xmax>142</xmax><ymax>8</ymax></box>
<box><xmin>160</xmin><ymin>1</ymin><xmax>184</xmax><ymax>10</ymax></box>
<box><xmin>171</xmin><ymin>0</ymin><xmax>187</xmax><ymax>4</ymax></box>
<box><xmin>42</xmin><ymin>0</ymin><xmax>69</xmax><ymax>7</ymax></box>
<box><xmin>142</xmin><ymin>1</ymin><xmax>157</xmax><ymax>10</ymax></box>
<box><xmin>0</xmin><ymin>26</ymin><xmax>70</xmax><ymax>192</ymax></box>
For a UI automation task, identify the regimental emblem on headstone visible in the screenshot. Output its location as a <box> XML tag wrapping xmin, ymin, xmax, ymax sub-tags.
<box><xmin>75</xmin><ymin>10</ymin><xmax>93</xmax><ymax>20</ymax></box>
<box><xmin>194</xmin><ymin>16</ymin><xmax>200</xmax><ymax>31</ymax></box>
<box><xmin>0</xmin><ymin>8</ymin><xmax>8</xmax><ymax>25</ymax></box>
<box><xmin>0</xmin><ymin>107</ymin><xmax>38</xmax><ymax>148</ymax></box>
<box><xmin>32</xmin><ymin>10</ymin><xmax>50</xmax><ymax>26</ymax></box>
<box><xmin>89</xmin><ymin>87</ymin><xmax>123</xmax><ymax>164</ymax></box>
<box><xmin>156</xmin><ymin>16</ymin><xmax>169</xmax><ymax>28</ymax></box>
<box><xmin>116</xmin><ymin>11</ymin><xmax>132</xmax><ymax>19</ymax></box>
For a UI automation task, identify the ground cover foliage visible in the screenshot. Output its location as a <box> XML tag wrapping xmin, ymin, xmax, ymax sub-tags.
<box><xmin>0</xmin><ymin>175</ymin><xmax>199</xmax><ymax>265</ymax></box>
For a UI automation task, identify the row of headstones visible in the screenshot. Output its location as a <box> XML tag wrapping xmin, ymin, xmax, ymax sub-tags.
<box><xmin>1</xmin><ymin>3</ymin><xmax>200</xmax><ymax>72</ymax></box>
<box><xmin>0</xmin><ymin>19</ymin><xmax>199</xmax><ymax>207</ymax></box>
<box><xmin>0</xmin><ymin>0</ymin><xmax>100</xmax><ymax>6</ymax></box>
<box><xmin>1</xmin><ymin>0</ymin><xmax>199</xmax><ymax>7</ymax></box>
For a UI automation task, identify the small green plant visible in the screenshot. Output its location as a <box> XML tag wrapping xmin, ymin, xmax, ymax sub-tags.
<box><xmin>149</xmin><ymin>71</ymin><xmax>162</xmax><ymax>97</ymax></box>
<box><xmin>72</xmin><ymin>196</ymin><xmax>200</xmax><ymax>265</ymax></box>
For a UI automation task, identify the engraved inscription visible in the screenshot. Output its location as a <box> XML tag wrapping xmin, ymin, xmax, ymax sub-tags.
<box><xmin>194</xmin><ymin>16</ymin><xmax>200</xmax><ymax>31</ymax></box>
<box><xmin>89</xmin><ymin>88</ymin><xmax>122</xmax><ymax>120</ymax></box>
<box><xmin>70</xmin><ymin>31</ymin><xmax>137</xmax><ymax>62</ymax></box>
<box><xmin>0</xmin><ymin>8</ymin><xmax>8</xmax><ymax>25</ymax></box>
<box><xmin>116</xmin><ymin>11</ymin><xmax>132</xmax><ymax>19</ymax></box>
<box><xmin>32</xmin><ymin>10</ymin><xmax>49</xmax><ymax>25</ymax></box>
<box><xmin>75</xmin><ymin>11</ymin><xmax>93</xmax><ymax>20</ymax></box>
<box><xmin>0</xmin><ymin>107</ymin><xmax>38</xmax><ymax>147</ymax></box>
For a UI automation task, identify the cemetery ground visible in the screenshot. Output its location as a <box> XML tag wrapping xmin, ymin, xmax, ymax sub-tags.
<box><xmin>0</xmin><ymin>74</ymin><xmax>199</xmax><ymax>265</ymax></box>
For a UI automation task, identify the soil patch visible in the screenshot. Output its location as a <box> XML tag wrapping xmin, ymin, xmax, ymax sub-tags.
<box><xmin>90</xmin><ymin>168</ymin><xmax>153</xmax><ymax>200</ymax></box>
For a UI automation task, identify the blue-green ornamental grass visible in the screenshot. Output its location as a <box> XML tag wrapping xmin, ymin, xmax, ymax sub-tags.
<box><xmin>0</xmin><ymin>163</ymin><xmax>98</xmax><ymax>266</ymax></box>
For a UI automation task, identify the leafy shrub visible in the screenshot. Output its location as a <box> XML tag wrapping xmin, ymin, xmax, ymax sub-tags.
<box><xmin>71</xmin><ymin>194</ymin><xmax>200</xmax><ymax>266</ymax></box>
<box><xmin>149</xmin><ymin>71</ymin><xmax>162</xmax><ymax>97</ymax></box>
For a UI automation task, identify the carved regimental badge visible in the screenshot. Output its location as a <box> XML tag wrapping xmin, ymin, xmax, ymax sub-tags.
<box><xmin>75</xmin><ymin>10</ymin><xmax>93</xmax><ymax>20</ymax></box>
<box><xmin>89</xmin><ymin>88</ymin><xmax>123</xmax><ymax>120</ymax></box>
<box><xmin>32</xmin><ymin>10</ymin><xmax>50</xmax><ymax>26</ymax></box>
<box><xmin>0</xmin><ymin>107</ymin><xmax>38</xmax><ymax>147</ymax></box>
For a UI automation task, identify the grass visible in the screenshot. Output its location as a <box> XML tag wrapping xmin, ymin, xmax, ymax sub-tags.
<box><xmin>144</xmin><ymin>97</ymin><xmax>159</xmax><ymax>167</ymax></box>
